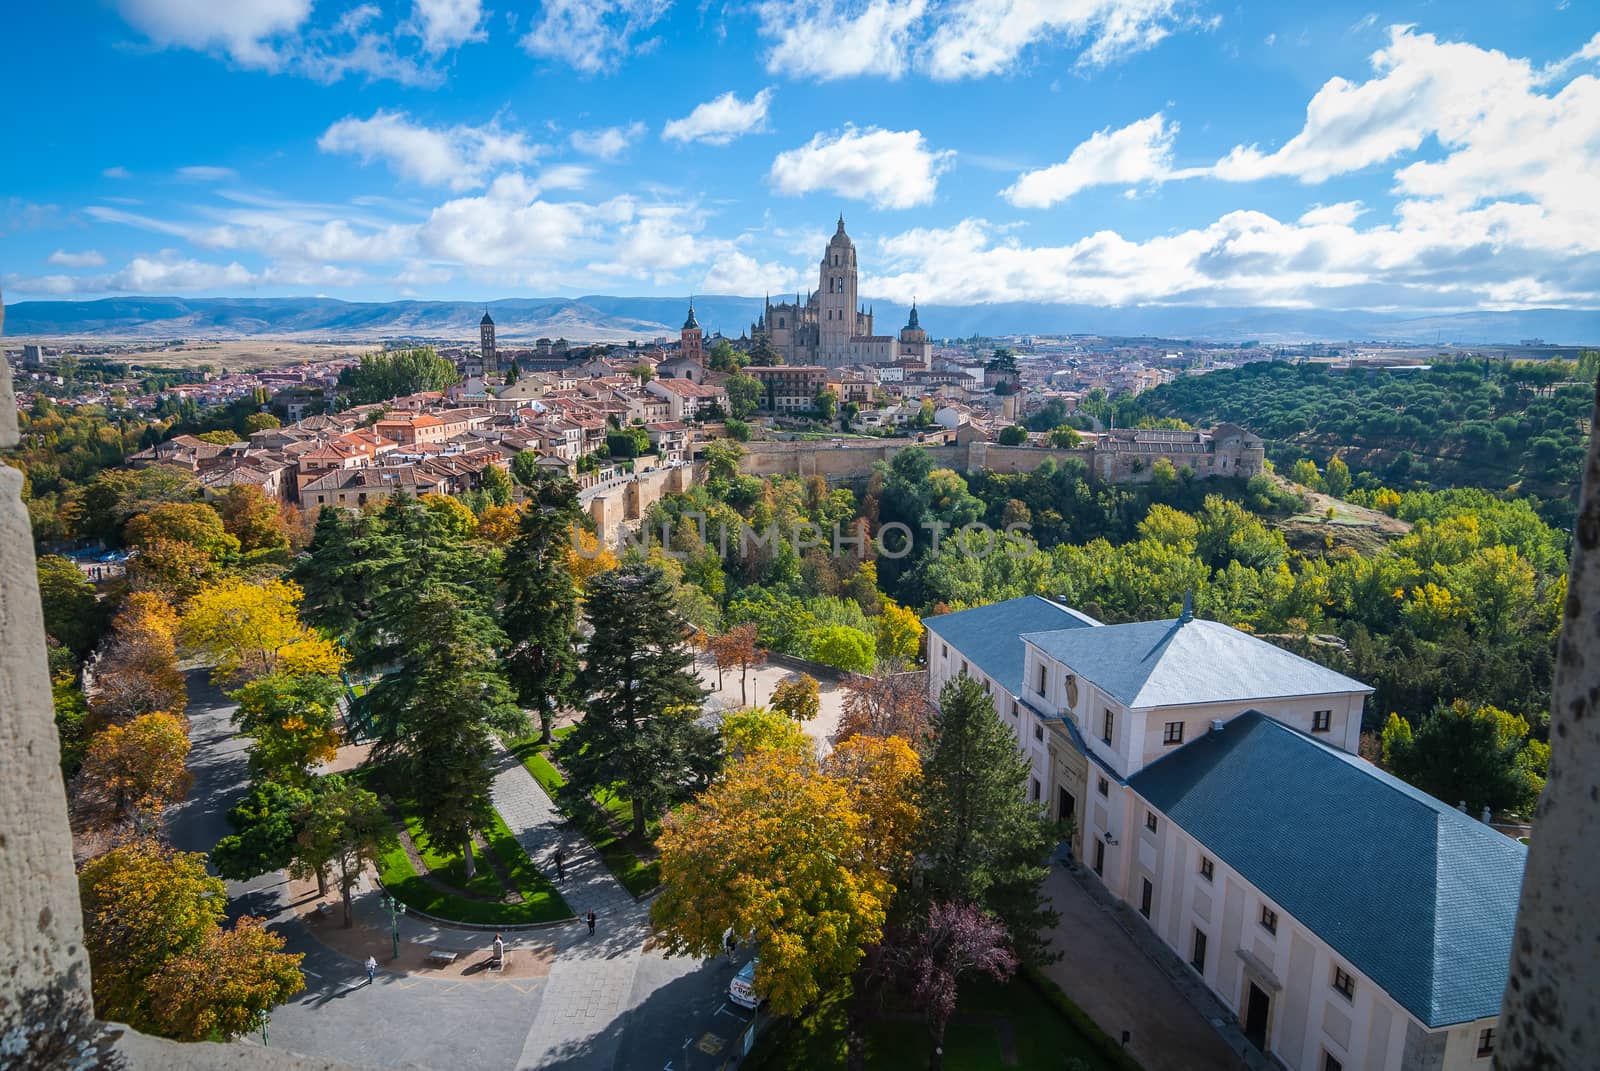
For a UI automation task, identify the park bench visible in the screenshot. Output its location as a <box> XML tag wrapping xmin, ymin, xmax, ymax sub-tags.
<box><xmin>426</xmin><ymin>949</ymin><xmax>460</xmax><ymax>966</ymax></box>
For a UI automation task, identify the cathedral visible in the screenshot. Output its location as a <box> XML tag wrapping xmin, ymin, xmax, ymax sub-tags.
<box><xmin>750</xmin><ymin>215</ymin><xmax>932</xmax><ymax>369</ymax></box>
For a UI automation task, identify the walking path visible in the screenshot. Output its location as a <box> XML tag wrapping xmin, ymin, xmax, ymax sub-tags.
<box><xmin>490</xmin><ymin>745</ymin><xmax>652</xmax><ymax>1069</ymax></box>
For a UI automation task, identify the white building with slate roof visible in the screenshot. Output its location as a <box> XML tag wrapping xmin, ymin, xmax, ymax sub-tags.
<box><xmin>923</xmin><ymin>596</ymin><xmax>1526</xmax><ymax>1071</ymax></box>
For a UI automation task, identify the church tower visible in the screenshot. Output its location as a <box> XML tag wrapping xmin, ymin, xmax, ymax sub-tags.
<box><xmin>480</xmin><ymin>308</ymin><xmax>497</xmax><ymax>374</ymax></box>
<box><xmin>818</xmin><ymin>214</ymin><xmax>858</xmax><ymax>365</ymax></box>
<box><xmin>681</xmin><ymin>300</ymin><xmax>704</xmax><ymax>365</ymax></box>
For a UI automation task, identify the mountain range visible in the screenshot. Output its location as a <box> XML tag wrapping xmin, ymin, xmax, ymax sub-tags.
<box><xmin>4</xmin><ymin>296</ymin><xmax>1599</xmax><ymax>346</ymax></box>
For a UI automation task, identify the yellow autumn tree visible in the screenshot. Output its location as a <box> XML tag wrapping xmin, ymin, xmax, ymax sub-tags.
<box><xmin>720</xmin><ymin>706</ymin><xmax>811</xmax><ymax>762</ymax></box>
<box><xmin>875</xmin><ymin>599</ymin><xmax>924</xmax><ymax>664</ymax></box>
<box><xmin>147</xmin><ymin>916</ymin><xmax>305</xmax><ymax>1041</ymax></box>
<box><xmin>770</xmin><ymin>673</ymin><xmax>821</xmax><ymax>722</ymax></box>
<box><xmin>822</xmin><ymin>734</ymin><xmax>922</xmax><ymax>878</ymax></box>
<box><xmin>651</xmin><ymin>748</ymin><xmax>891</xmax><ymax>1016</ymax></box>
<box><xmin>90</xmin><ymin>593</ymin><xmax>187</xmax><ymax>726</ymax></box>
<box><xmin>180</xmin><ymin>577</ymin><xmax>344</xmax><ymax>685</ymax></box>
<box><xmin>76</xmin><ymin>711</ymin><xmax>193</xmax><ymax>828</ymax></box>
<box><xmin>476</xmin><ymin>502</ymin><xmax>523</xmax><ymax>544</ymax></box>
<box><xmin>567</xmin><ymin>527</ymin><xmax>618</xmax><ymax>586</ymax></box>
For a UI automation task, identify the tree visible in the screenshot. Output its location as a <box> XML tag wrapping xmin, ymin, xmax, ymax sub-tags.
<box><xmin>900</xmin><ymin>902</ymin><xmax>1017</xmax><ymax>1070</ymax></box>
<box><xmin>70</xmin><ymin>465</ymin><xmax>203</xmax><ymax>545</ymax></box>
<box><xmin>296</xmin><ymin>775</ymin><xmax>395</xmax><ymax>927</ymax></box>
<box><xmin>720</xmin><ymin>706</ymin><xmax>811</xmax><ymax>762</ymax></box>
<box><xmin>1324</xmin><ymin>456</ymin><xmax>1352</xmax><ymax>499</ymax></box>
<box><xmin>559</xmin><ymin>564</ymin><xmax>715</xmax><ymax>838</ymax></box>
<box><xmin>127</xmin><ymin>535</ymin><xmax>223</xmax><ymax>599</ymax></box>
<box><xmin>124</xmin><ymin>501</ymin><xmax>239</xmax><ymax>561</ymax></box>
<box><xmin>290</xmin><ymin>506</ymin><xmax>392</xmax><ymax>638</ymax></box>
<box><xmin>215</xmin><ymin>484</ymin><xmax>290</xmax><ymax>555</ymax></box>
<box><xmin>356</xmin><ymin>587</ymin><xmax>525</xmax><ymax>877</ymax></box>
<box><xmin>822</xmin><ymin>733</ymin><xmax>922</xmax><ymax>878</ymax></box>
<box><xmin>726</xmin><ymin>372</ymin><xmax>763</xmax><ymax>419</ymax></box>
<box><xmin>76</xmin><ymin>711</ymin><xmax>193</xmax><ymax>829</ymax></box>
<box><xmin>771</xmin><ymin>673</ymin><xmax>821</xmax><ymax>723</ymax></box>
<box><xmin>180</xmin><ymin>577</ymin><xmax>344</xmax><ymax>686</ymax></box>
<box><xmin>476</xmin><ymin>503</ymin><xmax>522</xmax><ymax>544</ymax></box>
<box><xmin>815</xmin><ymin>389</ymin><xmax>838</xmax><ymax>423</ymax></box>
<box><xmin>479</xmin><ymin>463</ymin><xmax>514</xmax><ymax>507</ymax></box>
<box><xmin>1381</xmin><ymin>701</ymin><xmax>1546</xmax><ymax>815</ymax></box>
<box><xmin>80</xmin><ymin>840</ymin><xmax>227</xmax><ymax>1033</ymax></box>
<box><xmin>998</xmin><ymin>425</ymin><xmax>1028</xmax><ymax>446</ymax></box>
<box><xmin>918</xmin><ymin>674</ymin><xmax>1058</xmax><ymax>964</ymax></box>
<box><xmin>36</xmin><ymin>553</ymin><xmax>108</xmax><ymax>660</ymax></box>
<box><xmin>1289</xmin><ymin>458</ymin><xmax>1322</xmax><ymax>490</ymax></box>
<box><xmin>230</xmin><ymin>672</ymin><xmax>343</xmax><ymax>785</ymax></box>
<box><xmin>89</xmin><ymin>593</ymin><xmax>186</xmax><ymax>726</ymax></box>
<box><xmin>876</xmin><ymin>601</ymin><xmax>923</xmax><ymax>664</ymax></box>
<box><xmin>212</xmin><ymin>779</ymin><xmax>316</xmax><ymax>887</ymax></box>
<box><xmin>651</xmin><ymin>748</ymin><xmax>890</xmax><ymax>1017</ymax></box>
<box><xmin>339</xmin><ymin>347</ymin><xmax>459</xmax><ymax>404</ymax></box>
<box><xmin>506</xmin><ymin>359</ymin><xmax>521</xmax><ymax>384</ymax></box>
<box><xmin>1047</xmin><ymin>425</ymin><xmax>1082</xmax><ymax>448</ymax></box>
<box><xmin>703</xmin><ymin>438</ymin><xmax>746</xmax><ymax>485</ymax></box>
<box><xmin>631</xmin><ymin>362</ymin><xmax>655</xmax><ymax>384</ymax></box>
<box><xmin>835</xmin><ymin>671</ymin><xmax>932</xmax><ymax>745</ymax></box>
<box><xmin>809</xmin><ymin>624</ymin><xmax>876</xmax><ymax>674</ymax></box>
<box><xmin>242</xmin><ymin>411</ymin><xmax>281</xmax><ymax>434</ymax></box>
<box><xmin>712</xmin><ymin>622</ymin><xmax>764</xmax><ymax>705</ymax></box>
<box><xmin>146</xmin><ymin>916</ymin><xmax>305</xmax><ymax>1042</ymax></box>
<box><xmin>511</xmin><ymin>449</ymin><xmax>544</xmax><ymax>487</ymax></box>
<box><xmin>502</xmin><ymin>471</ymin><xmax>584</xmax><ymax>743</ymax></box>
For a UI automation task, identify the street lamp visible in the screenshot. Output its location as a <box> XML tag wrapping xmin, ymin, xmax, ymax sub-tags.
<box><xmin>380</xmin><ymin>894</ymin><xmax>406</xmax><ymax>960</ymax></box>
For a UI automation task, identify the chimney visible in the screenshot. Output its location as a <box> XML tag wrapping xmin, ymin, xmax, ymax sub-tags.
<box><xmin>1458</xmin><ymin>801</ymin><xmax>1469</xmax><ymax>813</ymax></box>
<box><xmin>1482</xmin><ymin>806</ymin><xmax>1493</xmax><ymax>825</ymax></box>
<box><xmin>1210</xmin><ymin>719</ymin><xmax>1225</xmax><ymax>733</ymax></box>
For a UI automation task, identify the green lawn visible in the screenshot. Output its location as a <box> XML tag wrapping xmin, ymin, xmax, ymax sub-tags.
<box><xmin>362</xmin><ymin>767</ymin><xmax>572</xmax><ymax>926</ymax></box>
<box><xmin>507</xmin><ymin>729</ymin><xmax>661</xmax><ymax>897</ymax></box>
<box><xmin>750</xmin><ymin>974</ymin><xmax>1140</xmax><ymax>1071</ymax></box>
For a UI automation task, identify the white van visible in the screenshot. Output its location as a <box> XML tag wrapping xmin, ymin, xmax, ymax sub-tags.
<box><xmin>728</xmin><ymin>958</ymin><xmax>761</xmax><ymax>1009</ymax></box>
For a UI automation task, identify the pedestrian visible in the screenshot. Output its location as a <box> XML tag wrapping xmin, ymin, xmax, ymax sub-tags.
<box><xmin>586</xmin><ymin>909</ymin><xmax>596</xmax><ymax>936</ymax></box>
<box><xmin>554</xmin><ymin>847</ymin><xmax>565</xmax><ymax>880</ymax></box>
<box><xmin>365</xmin><ymin>956</ymin><xmax>377</xmax><ymax>986</ymax></box>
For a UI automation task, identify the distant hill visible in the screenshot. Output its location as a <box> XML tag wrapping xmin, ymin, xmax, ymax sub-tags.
<box><xmin>4</xmin><ymin>295</ymin><xmax>1599</xmax><ymax>346</ymax></box>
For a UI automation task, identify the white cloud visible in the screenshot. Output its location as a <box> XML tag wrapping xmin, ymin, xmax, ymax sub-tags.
<box><xmin>754</xmin><ymin>0</ymin><xmax>1201</xmax><ymax>81</ymax></box>
<box><xmin>768</xmin><ymin>126</ymin><xmax>954</xmax><ymax>209</ymax></box>
<box><xmin>1003</xmin><ymin>112</ymin><xmax>1178</xmax><ymax>208</ymax></box>
<box><xmin>178</xmin><ymin>165</ymin><xmax>238</xmax><ymax>181</ymax></box>
<box><xmin>411</xmin><ymin>0</ymin><xmax>484</xmax><ymax>52</ymax></box>
<box><xmin>520</xmin><ymin>0</ymin><xmax>672</xmax><ymax>74</ymax></box>
<box><xmin>1298</xmin><ymin>201</ymin><xmax>1366</xmax><ymax>227</ymax></box>
<box><xmin>115</xmin><ymin>0</ymin><xmax>311</xmax><ymax>67</ymax></box>
<box><xmin>318</xmin><ymin>111</ymin><xmax>541</xmax><ymax>190</ymax></box>
<box><xmin>102</xmin><ymin>166</ymin><xmax>132</xmax><ymax>179</ymax></box>
<box><xmin>48</xmin><ymin>250</ymin><xmax>108</xmax><ymax>269</ymax></box>
<box><xmin>418</xmin><ymin>173</ymin><xmax>596</xmax><ymax>266</ymax></box>
<box><xmin>662</xmin><ymin>88</ymin><xmax>773</xmax><ymax>146</ymax></box>
<box><xmin>756</xmin><ymin>0</ymin><xmax>927</xmax><ymax>81</ymax></box>
<box><xmin>570</xmin><ymin>122</ymin><xmax>646</xmax><ymax>160</ymax></box>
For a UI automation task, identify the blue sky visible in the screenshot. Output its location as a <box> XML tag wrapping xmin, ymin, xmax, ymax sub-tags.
<box><xmin>2</xmin><ymin>1</ymin><xmax>1597</xmax><ymax>312</ymax></box>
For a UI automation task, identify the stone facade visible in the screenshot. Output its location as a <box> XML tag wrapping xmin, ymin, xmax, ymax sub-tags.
<box><xmin>750</xmin><ymin>216</ymin><xmax>931</xmax><ymax>369</ymax></box>
<box><xmin>480</xmin><ymin>309</ymin><xmax>497</xmax><ymax>374</ymax></box>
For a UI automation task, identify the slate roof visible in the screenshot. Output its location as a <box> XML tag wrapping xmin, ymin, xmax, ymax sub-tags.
<box><xmin>1129</xmin><ymin>712</ymin><xmax>1526</xmax><ymax>1028</ymax></box>
<box><xmin>1021</xmin><ymin>617</ymin><xmax>1370</xmax><ymax>708</ymax></box>
<box><xmin>923</xmin><ymin>596</ymin><xmax>1099</xmax><ymax>698</ymax></box>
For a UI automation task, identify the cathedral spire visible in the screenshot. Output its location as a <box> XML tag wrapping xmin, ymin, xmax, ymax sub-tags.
<box><xmin>837</xmin><ymin>212</ymin><xmax>845</xmax><ymax>232</ymax></box>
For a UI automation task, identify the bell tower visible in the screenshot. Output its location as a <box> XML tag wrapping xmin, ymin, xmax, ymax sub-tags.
<box><xmin>480</xmin><ymin>307</ymin><xmax>497</xmax><ymax>374</ymax></box>
<box><xmin>681</xmin><ymin>299</ymin><xmax>704</xmax><ymax>366</ymax></box>
<box><xmin>818</xmin><ymin>214</ymin><xmax>858</xmax><ymax>365</ymax></box>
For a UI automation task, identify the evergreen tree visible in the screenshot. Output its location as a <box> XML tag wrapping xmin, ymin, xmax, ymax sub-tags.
<box><xmin>559</xmin><ymin>564</ymin><xmax>717</xmax><ymax>837</ymax></box>
<box><xmin>501</xmin><ymin>472</ymin><xmax>584</xmax><ymax>743</ymax></box>
<box><xmin>355</xmin><ymin>587</ymin><xmax>525</xmax><ymax>876</ymax></box>
<box><xmin>917</xmin><ymin>674</ymin><xmax>1059</xmax><ymax>964</ymax></box>
<box><xmin>290</xmin><ymin>507</ymin><xmax>390</xmax><ymax>637</ymax></box>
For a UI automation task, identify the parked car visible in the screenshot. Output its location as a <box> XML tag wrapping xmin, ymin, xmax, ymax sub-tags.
<box><xmin>728</xmin><ymin>958</ymin><xmax>761</xmax><ymax>1009</ymax></box>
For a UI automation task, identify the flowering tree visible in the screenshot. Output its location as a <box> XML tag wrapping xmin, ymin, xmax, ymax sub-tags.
<box><xmin>902</xmin><ymin>902</ymin><xmax>1017</xmax><ymax>1070</ymax></box>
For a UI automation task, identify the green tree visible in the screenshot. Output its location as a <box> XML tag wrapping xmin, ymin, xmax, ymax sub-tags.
<box><xmin>356</xmin><ymin>587</ymin><xmax>525</xmax><ymax>876</ymax></box>
<box><xmin>290</xmin><ymin>507</ymin><xmax>393</xmax><ymax>637</ymax></box>
<box><xmin>36</xmin><ymin>554</ymin><xmax>108</xmax><ymax>660</ymax></box>
<box><xmin>501</xmin><ymin>472</ymin><xmax>584</xmax><ymax>743</ymax></box>
<box><xmin>770</xmin><ymin>673</ymin><xmax>821</xmax><ymax>722</ymax></box>
<box><xmin>1324</xmin><ymin>456</ymin><xmax>1352</xmax><ymax>498</ymax></box>
<box><xmin>1047</xmin><ymin>425</ymin><xmax>1082</xmax><ymax>448</ymax></box>
<box><xmin>230</xmin><ymin>672</ymin><xmax>343</xmax><ymax>786</ymax></box>
<box><xmin>1289</xmin><ymin>458</ymin><xmax>1323</xmax><ymax>490</ymax></box>
<box><xmin>1381</xmin><ymin>701</ymin><xmax>1546</xmax><ymax>815</ymax></box>
<box><xmin>815</xmin><ymin>389</ymin><xmax>838</xmax><ymax>423</ymax></box>
<box><xmin>702</xmin><ymin>437</ymin><xmax>746</xmax><ymax>485</ymax></box>
<box><xmin>559</xmin><ymin>564</ymin><xmax>716</xmax><ymax>837</ymax></box>
<box><xmin>296</xmin><ymin>775</ymin><xmax>395</xmax><ymax>927</ymax></box>
<box><xmin>479</xmin><ymin>463</ymin><xmax>514</xmax><ymax>507</ymax></box>
<box><xmin>808</xmin><ymin>624</ymin><xmax>876</xmax><ymax>674</ymax></box>
<box><xmin>997</xmin><ymin>425</ymin><xmax>1028</xmax><ymax>445</ymax></box>
<box><xmin>511</xmin><ymin>449</ymin><xmax>544</xmax><ymax>487</ymax></box>
<box><xmin>338</xmin><ymin>347</ymin><xmax>459</xmax><ymax>405</ymax></box>
<box><xmin>707</xmin><ymin>338</ymin><xmax>743</xmax><ymax>372</ymax></box>
<box><xmin>212</xmin><ymin>780</ymin><xmax>316</xmax><ymax>887</ymax></box>
<box><xmin>726</xmin><ymin>372</ymin><xmax>763</xmax><ymax>419</ymax></box>
<box><xmin>918</xmin><ymin>674</ymin><xmax>1058</xmax><ymax>964</ymax></box>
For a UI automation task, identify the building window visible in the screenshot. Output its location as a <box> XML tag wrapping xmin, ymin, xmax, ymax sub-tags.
<box><xmin>983</xmin><ymin>678</ymin><xmax>991</xmax><ymax>694</ymax></box>
<box><xmin>1476</xmin><ymin>1029</ymin><xmax>1495</xmax><ymax>1058</ymax></box>
<box><xmin>1323</xmin><ymin>1053</ymin><xmax>1343</xmax><ymax>1071</ymax></box>
<box><xmin>1191</xmin><ymin>929</ymin><xmax>1207</xmax><ymax>973</ymax></box>
<box><xmin>1332</xmin><ymin>966</ymin><xmax>1355</xmax><ymax>1000</ymax></box>
<box><xmin>961</xmin><ymin>660</ymin><xmax>968</xmax><ymax>676</ymax></box>
<box><xmin>941</xmin><ymin>643</ymin><xmax>948</xmax><ymax>659</ymax></box>
<box><xmin>1010</xmin><ymin>700</ymin><xmax>1018</xmax><ymax>718</ymax></box>
<box><xmin>1200</xmin><ymin>857</ymin><xmax>1214</xmax><ymax>882</ymax></box>
<box><xmin>1260</xmin><ymin>906</ymin><xmax>1278</xmax><ymax>935</ymax></box>
<box><xmin>1312</xmin><ymin>709</ymin><xmax>1332</xmax><ymax>733</ymax></box>
<box><xmin>1102</xmin><ymin>709</ymin><xmax>1115</xmax><ymax>745</ymax></box>
<box><xmin>1037</xmin><ymin>664</ymin><xmax>1048</xmax><ymax>695</ymax></box>
<box><xmin>1139</xmin><ymin>878</ymin><xmax>1153</xmax><ymax>918</ymax></box>
<box><xmin>1163</xmin><ymin>721</ymin><xmax>1184</xmax><ymax>745</ymax></box>
<box><xmin>1093</xmin><ymin>840</ymin><xmax>1105</xmax><ymax>876</ymax></box>
<box><xmin>1145</xmin><ymin>811</ymin><xmax>1158</xmax><ymax>833</ymax></box>
<box><xmin>1033</xmin><ymin>724</ymin><xmax>1044</xmax><ymax>742</ymax></box>
<box><xmin>1097</xmin><ymin>776</ymin><xmax>1109</xmax><ymax>797</ymax></box>
<box><xmin>1031</xmin><ymin>778</ymin><xmax>1041</xmax><ymax>802</ymax></box>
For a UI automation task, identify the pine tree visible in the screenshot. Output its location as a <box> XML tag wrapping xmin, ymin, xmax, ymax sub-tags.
<box><xmin>559</xmin><ymin>564</ymin><xmax>716</xmax><ymax>837</ymax></box>
<box><xmin>917</xmin><ymin>674</ymin><xmax>1059</xmax><ymax>964</ymax></box>
<box><xmin>356</xmin><ymin>586</ymin><xmax>524</xmax><ymax>876</ymax></box>
<box><xmin>501</xmin><ymin>473</ymin><xmax>584</xmax><ymax>743</ymax></box>
<box><xmin>290</xmin><ymin>507</ymin><xmax>391</xmax><ymax>638</ymax></box>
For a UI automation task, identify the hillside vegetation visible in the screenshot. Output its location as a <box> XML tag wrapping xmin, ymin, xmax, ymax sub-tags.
<box><xmin>1134</xmin><ymin>358</ymin><xmax>1597</xmax><ymax>526</ymax></box>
